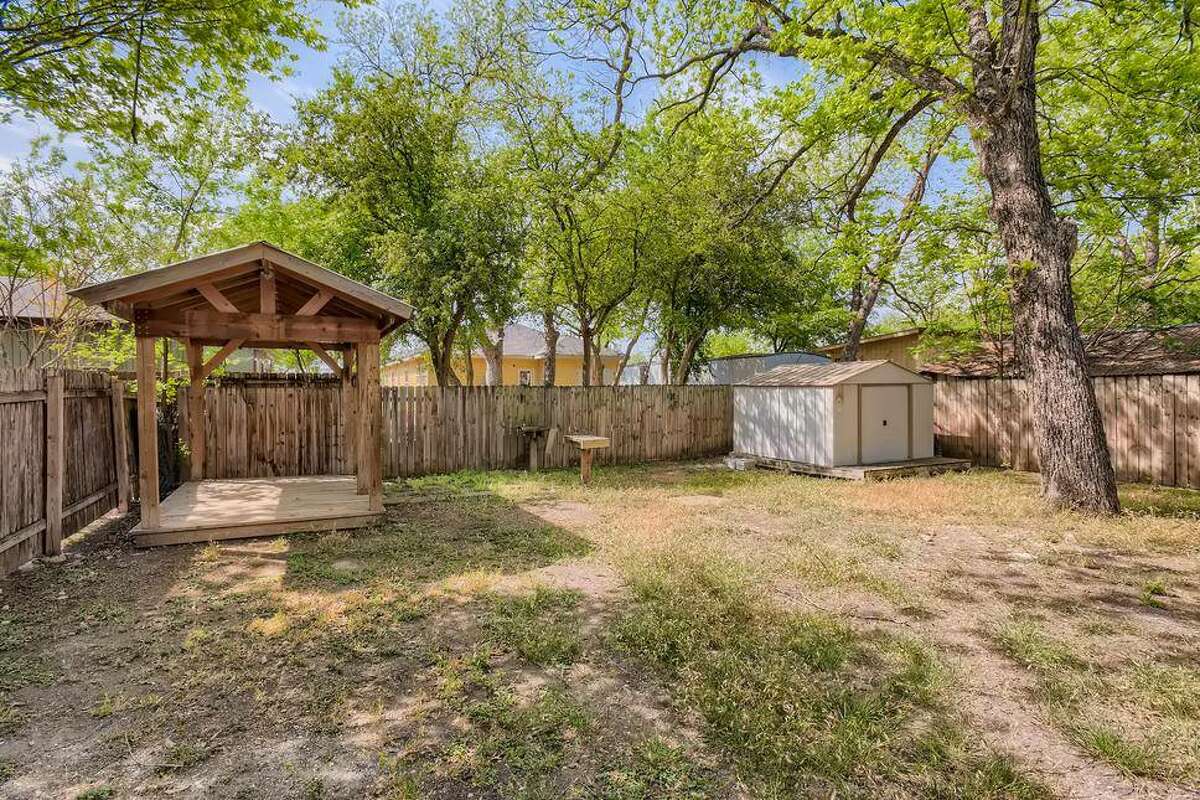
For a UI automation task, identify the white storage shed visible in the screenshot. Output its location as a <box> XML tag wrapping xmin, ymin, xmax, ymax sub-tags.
<box><xmin>733</xmin><ymin>360</ymin><xmax>934</xmax><ymax>467</ymax></box>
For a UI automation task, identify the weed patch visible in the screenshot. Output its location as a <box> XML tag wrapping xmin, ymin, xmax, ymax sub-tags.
<box><xmin>613</xmin><ymin>554</ymin><xmax>1046</xmax><ymax>796</ymax></box>
<box><xmin>485</xmin><ymin>586</ymin><xmax>583</xmax><ymax>665</ymax></box>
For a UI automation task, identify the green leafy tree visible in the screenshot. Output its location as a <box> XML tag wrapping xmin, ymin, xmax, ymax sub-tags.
<box><xmin>0</xmin><ymin>0</ymin><xmax>330</xmax><ymax>140</ymax></box>
<box><xmin>90</xmin><ymin>92</ymin><xmax>272</xmax><ymax>267</ymax></box>
<box><xmin>587</xmin><ymin>0</ymin><xmax>1200</xmax><ymax>512</ymax></box>
<box><xmin>291</xmin><ymin>1</ymin><xmax>528</xmax><ymax>385</ymax></box>
<box><xmin>633</xmin><ymin>110</ymin><xmax>803</xmax><ymax>383</ymax></box>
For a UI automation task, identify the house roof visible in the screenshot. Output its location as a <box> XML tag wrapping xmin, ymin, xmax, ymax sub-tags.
<box><xmin>818</xmin><ymin>328</ymin><xmax>923</xmax><ymax>354</ymax></box>
<box><xmin>741</xmin><ymin>359</ymin><xmax>929</xmax><ymax>387</ymax></box>
<box><xmin>68</xmin><ymin>242</ymin><xmax>414</xmax><ymax>334</ymax></box>
<box><xmin>922</xmin><ymin>325</ymin><xmax>1200</xmax><ymax>378</ymax></box>
<box><xmin>391</xmin><ymin>322</ymin><xmax>619</xmax><ymax>363</ymax></box>
<box><xmin>2</xmin><ymin>278</ymin><xmax>117</xmax><ymax>324</ymax></box>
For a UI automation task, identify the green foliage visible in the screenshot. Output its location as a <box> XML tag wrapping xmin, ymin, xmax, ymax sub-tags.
<box><xmin>0</xmin><ymin>0</ymin><xmax>330</xmax><ymax>141</ymax></box>
<box><xmin>630</xmin><ymin>108</ymin><xmax>833</xmax><ymax>380</ymax></box>
<box><xmin>0</xmin><ymin>141</ymin><xmax>129</xmax><ymax>368</ymax></box>
<box><xmin>87</xmin><ymin>91</ymin><xmax>272</xmax><ymax>265</ymax></box>
<box><xmin>290</xmin><ymin>2</ymin><xmax>530</xmax><ymax>383</ymax></box>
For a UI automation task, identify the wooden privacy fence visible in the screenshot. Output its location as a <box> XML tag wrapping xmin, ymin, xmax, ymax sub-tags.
<box><xmin>1</xmin><ymin>369</ymin><xmax>132</xmax><ymax>574</ymax></box>
<box><xmin>183</xmin><ymin>383</ymin><xmax>733</xmax><ymax>479</ymax></box>
<box><xmin>934</xmin><ymin>374</ymin><xmax>1200</xmax><ymax>489</ymax></box>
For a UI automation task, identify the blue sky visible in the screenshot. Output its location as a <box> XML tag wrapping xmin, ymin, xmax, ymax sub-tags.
<box><xmin>0</xmin><ymin>0</ymin><xmax>804</xmax><ymax>171</ymax></box>
<box><xmin>0</xmin><ymin>0</ymin><xmax>353</xmax><ymax>170</ymax></box>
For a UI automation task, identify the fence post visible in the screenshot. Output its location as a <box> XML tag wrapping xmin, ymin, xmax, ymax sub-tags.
<box><xmin>111</xmin><ymin>378</ymin><xmax>130</xmax><ymax>512</ymax></box>
<box><xmin>44</xmin><ymin>372</ymin><xmax>64</xmax><ymax>556</ymax></box>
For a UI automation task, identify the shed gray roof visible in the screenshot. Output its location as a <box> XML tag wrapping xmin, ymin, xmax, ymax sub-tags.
<box><xmin>741</xmin><ymin>360</ymin><xmax>927</xmax><ymax>386</ymax></box>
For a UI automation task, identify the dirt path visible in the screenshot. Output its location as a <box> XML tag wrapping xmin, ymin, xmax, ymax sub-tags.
<box><xmin>908</xmin><ymin>527</ymin><xmax>1200</xmax><ymax>800</ymax></box>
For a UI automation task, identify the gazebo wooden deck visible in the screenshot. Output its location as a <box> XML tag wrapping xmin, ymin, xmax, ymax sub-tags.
<box><xmin>70</xmin><ymin>241</ymin><xmax>413</xmax><ymax>546</ymax></box>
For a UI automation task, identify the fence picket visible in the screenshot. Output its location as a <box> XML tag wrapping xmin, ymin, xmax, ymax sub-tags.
<box><xmin>933</xmin><ymin>374</ymin><xmax>1200</xmax><ymax>490</ymax></box>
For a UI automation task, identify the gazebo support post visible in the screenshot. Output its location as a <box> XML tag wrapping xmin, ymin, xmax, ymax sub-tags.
<box><xmin>356</xmin><ymin>340</ymin><xmax>383</xmax><ymax>512</ymax></box>
<box><xmin>186</xmin><ymin>339</ymin><xmax>206</xmax><ymax>480</ymax></box>
<box><xmin>135</xmin><ymin>335</ymin><xmax>161</xmax><ymax>528</ymax></box>
<box><xmin>342</xmin><ymin>345</ymin><xmax>358</xmax><ymax>481</ymax></box>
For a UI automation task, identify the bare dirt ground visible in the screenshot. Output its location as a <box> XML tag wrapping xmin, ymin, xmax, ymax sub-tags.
<box><xmin>0</xmin><ymin>464</ymin><xmax>1197</xmax><ymax>799</ymax></box>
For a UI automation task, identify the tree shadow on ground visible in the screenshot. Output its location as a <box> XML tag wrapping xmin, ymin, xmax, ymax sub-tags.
<box><xmin>0</xmin><ymin>480</ymin><xmax>718</xmax><ymax>800</ymax></box>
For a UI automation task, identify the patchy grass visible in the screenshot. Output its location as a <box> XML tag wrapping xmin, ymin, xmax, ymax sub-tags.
<box><xmin>485</xmin><ymin>585</ymin><xmax>584</xmax><ymax>665</ymax></box>
<box><xmin>614</xmin><ymin>554</ymin><xmax>1047</xmax><ymax>797</ymax></box>
<box><xmin>593</xmin><ymin>737</ymin><xmax>714</xmax><ymax>800</ymax></box>
<box><xmin>1074</xmin><ymin>726</ymin><xmax>1164</xmax><ymax>778</ymax></box>
<box><xmin>1</xmin><ymin>462</ymin><xmax>1197</xmax><ymax>797</ymax></box>
<box><xmin>991</xmin><ymin>615</ymin><xmax>1200</xmax><ymax>782</ymax></box>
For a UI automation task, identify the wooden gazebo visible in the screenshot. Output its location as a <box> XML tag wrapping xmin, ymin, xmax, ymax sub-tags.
<box><xmin>70</xmin><ymin>242</ymin><xmax>412</xmax><ymax>546</ymax></box>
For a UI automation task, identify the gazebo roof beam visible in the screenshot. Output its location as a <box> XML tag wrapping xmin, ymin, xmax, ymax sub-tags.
<box><xmin>138</xmin><ymin>309</ymin><xmax>381</xmax><ymax>344</ymax></box>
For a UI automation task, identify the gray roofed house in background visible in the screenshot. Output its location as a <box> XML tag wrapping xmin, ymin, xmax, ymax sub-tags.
<box><xmin>620</xmin><ymin>350</ymin><xmax>829</xmax><ymax>385</ymax></box>
<box><xmin>922</xmin><ymin>324</ymin><xmax>1200</xmax><ymax>378</ymax></box>
<box><xmin>1</xmin><ymin>278</ymin><xmax>120</xmax><ymax>368</ymax></box>
<box><xmin>495</xmin><ymin>322</ymin><xmax>620</xmax><ymax>358</ymax></box>
<box><xmin>393</xmin><ymin>322</ymin><xmax>619</xmax><ymax>361</ymax></box>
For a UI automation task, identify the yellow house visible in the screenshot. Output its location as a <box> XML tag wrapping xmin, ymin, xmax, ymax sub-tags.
<box><xmin>818</xmin><ymin>329</ymin><xmax>925</xmax><ymax>371</ymax></box>
<box><xmin>382</xmin><ymin>323</ymin><xmax>624</xmax><ymax>387</ymax></box>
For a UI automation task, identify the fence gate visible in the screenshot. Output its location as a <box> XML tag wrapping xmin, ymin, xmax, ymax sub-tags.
<box><xmin>0</xmin><ymin>369</ymin><xmax>131</xmax><ymax>575</ymax></box>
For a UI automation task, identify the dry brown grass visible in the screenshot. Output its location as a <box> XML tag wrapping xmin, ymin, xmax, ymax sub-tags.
<box><xmin>0</xmin><ymin>462</ymin><xmax>1196</xmax><ymax>799</ymax></box>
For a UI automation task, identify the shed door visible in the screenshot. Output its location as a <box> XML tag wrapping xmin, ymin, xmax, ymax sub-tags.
<box><xmin>860</xmin><ymin>385</ymin><xmax>909</xmax><ymax>464</ymax></box>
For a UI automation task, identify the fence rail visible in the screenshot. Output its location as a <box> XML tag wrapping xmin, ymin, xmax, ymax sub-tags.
<box><xmin>186</xmin><ymin>384</ymin><xmax>734</xmax><ymax>480</ymax></box>
<box><xmin>934</xmin><ymin>374</ymin><xmax>1200</xmax><ymax>489</ymax></box>
<box><xmin>1</xmin><ymin>369</ymin><xmax>131</xmax><ymax>574</ymax></box>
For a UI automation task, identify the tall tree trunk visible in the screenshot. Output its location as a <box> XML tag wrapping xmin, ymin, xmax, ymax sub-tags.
<box><xmin>840</xmin><ymin>273</ymin><xmax>882</xmax><ymax>361</ymax></box>
<box><xmin>968</xmin><ymin>7</ymin><xmax>1117</xmax><ymax>513</ymax></box>
<box><xmin>481</xmin><ymin>328</ymin><xmax>504</xmax><ymax>386</ymax></box>
<box><xmin>591</xmin><ymin>340</ymin><xmax>606</xmax><ymax>385</ymax></box>
<box><xmin>461</xmin><ymin>335</ymin><xmax>475</xmax><ymax>386</ymax></box>
<box><xmin>431</xmin><ymin>329</ymin><xmax>461</xmax><ymax>387</ymax></box>
<box><xmin>542</xmin><ymin>310</ymin><xmax>559</xmax><ymax>386</ymax></box>
<box><xmin>579</xmin><ymin>319</ymin><xmax>593</xmax><ymax>387</ymax></box>
<box><xmin>672</xmin><ymin>333</ymin><xmax>704</xmax><ymax>384</ymax></box>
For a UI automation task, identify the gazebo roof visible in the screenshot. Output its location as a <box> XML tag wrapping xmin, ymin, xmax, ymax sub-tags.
<box><xmin>69</xmin><ymin>241</ymin><xmax>412</xmax><ymax>346</ymax></box>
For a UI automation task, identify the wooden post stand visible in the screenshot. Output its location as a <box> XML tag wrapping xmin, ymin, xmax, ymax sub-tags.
<box><xmin>518</xmin><ymin>425</ymin><xmax>549</xmax><ymax>472</ymax></box>
<box><xmin>565</xmin><ymin>435</ymin><xmax>610</xmax><ymax>485</ymax></box>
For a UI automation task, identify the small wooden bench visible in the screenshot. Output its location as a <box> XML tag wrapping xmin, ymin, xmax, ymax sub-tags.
<box><xmin>564</xmin><ymin>434</ymin><xmax>610</xmax><ymax>484</ymax></box>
